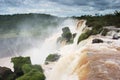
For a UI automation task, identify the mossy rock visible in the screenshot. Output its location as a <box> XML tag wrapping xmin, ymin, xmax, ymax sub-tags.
<box><xmin>11</xmin><ymin>56</ymin><xmax>31</xmax><ymax>77</ymax></box>
<box><xmin>62</xmin><ymin>27</ymin><xmax>72</xmax><ymax>42</ymax></box>
<box><xmin>45</xmin><ymin>54</ymin><xmax>60</xmax><ymax>64</ymax></box>
<box><xmin>16</xmin><ymin>69</ymin><xmax>45</xmax><ymax>80</ymax></box>
<box><xmin>77</xmin><ymin>29</ymin><xmax>92</xmax><ymax>44</ymax></box>
<box><xmin>77</xmin><ymin>23</ymin><xmax>103</xmax><ymax>44</ymax></box>
<box><xmin>62</xmin><ymin>27</ymin><xmax>71</xmax><ymax>33</ymax></box>
<box><xmin>91</xmin><ymin>24</ymin><xmax>103</xmax><ymax>35</ymax></box>
<box><xmin>22</xmin><ymin>64</ymin><xmax>43</xmax><ymax>74</ymax></box>
<box><xmin>57</xmin><ymin>27</ymin><xmax>75</xmax><ymax>44</ymax></box>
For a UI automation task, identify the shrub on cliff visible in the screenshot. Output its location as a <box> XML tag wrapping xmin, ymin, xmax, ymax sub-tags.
<box><xmin>91</xmin><ymin>23</ymin><xmax>103</xmax><ymax>35</ymax></box>
<box><xmin>11</xmin><ymin>56</ymin><xmax>31</xmax><ymax>77</ymax></box>
<box><xmin>77</xmin><ymin>23</ymin><xmax>103</xmax><ymax>44</ymax></box>
<box><xmin>77</xmin><ymin>29</ymin><xmax>92</xmax><ymax>44</ymax></box>
<box><xmin>101</xmin><ymin>28</ymin><xmax>109</xmax><ymax>36</ymax></box>
<box><xmin>22</xmin><ymin>64</ymin><xmax>43</xmax><ymax>74</ymax></box>
<box><xmin>16</xmin><ymin>69</ymin><xmax>45</xmax><ymax>80</ymax></box>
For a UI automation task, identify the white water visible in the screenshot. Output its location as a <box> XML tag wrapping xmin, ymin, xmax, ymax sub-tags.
<box><xmin>46</xmin><ymin>20</ymin><xmax>87</xmax><ymax>80</ymax></box>
<box><xmin>25</xmin><ymin>19</ymin><xmax>78</xmax><ymax>64</ymax></box>
<box><xmin>22</xmin><ymin>18</ymin><xmax>120</xmax><ymax>80</ymax></box>
<box><xmin>46</xmin><ymin>21</ymin><xmax>120</xmax><ymax>80</ymax></box>
<box><xmin>1</xmin><ymin>18</ymin><xmax>119</xmax><ymax>80</ymax></box>
<box><xmin>74</xmin><ymin>20</ymin><xmax>86</xmax><ymax>44</ymax></box>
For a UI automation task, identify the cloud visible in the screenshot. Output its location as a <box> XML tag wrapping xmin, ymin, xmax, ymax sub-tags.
<box><xmin>0</xmin><ymin>0</ymin><xmax>120</xmax><ymax>16</ymax></box>
<box><xmin>49</xmin><ymin>0</ymin><xmax>120</xmax><ymax>10</ymax></box>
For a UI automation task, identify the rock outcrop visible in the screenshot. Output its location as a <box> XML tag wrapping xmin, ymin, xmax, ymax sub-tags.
<box><xmin>57</xmin><ymin>27</ymin><xmax>76</xmax><ymax>45</ymax></box>
<box><xmin>45</xmin><ymin>54</ymin><xmax>60</xmax><ymax>64</ymax></box>
<box><xmin>11</xmin><ymin>56</ymin><xmax>31</xmax><ymax>77</ymax></box>
<box><xmin>92</xmin><ymin>39</ymin><xmax>103</xmax><ymax>43</ymax></box>
<box><xmin>0</xmin><ymin>66</ymin><xmax>15</xmax><ymax>80</ymax></box>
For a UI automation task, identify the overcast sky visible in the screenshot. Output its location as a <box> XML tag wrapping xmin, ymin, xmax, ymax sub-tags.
<box><xmin>0</xmin><ymin>0</ymin><xmax>120</xmax><ymax>16</ymax></box>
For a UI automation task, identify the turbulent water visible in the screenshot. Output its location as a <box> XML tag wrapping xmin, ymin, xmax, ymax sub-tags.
<box><xmin>1</xmin><ymin>17</ymin><xmax>120</xmax><ymax>80</ymax></box>
<box><xmin>44</xmin><ymin>20</ymin><xmax>120</xmax><ymax>80</ymax></box>
<box><xmin>46</xmin><ymin>20</ymin><xmax>87</xmax><ymax>80</ymax></box>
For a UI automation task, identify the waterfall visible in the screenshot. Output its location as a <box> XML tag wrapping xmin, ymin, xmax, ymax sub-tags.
<box><xmin>46</xmin><ymin>19</ymin><xmax>87</xmax><ymax>80</ymax></box>
<box><xmin>1</xmin><ymin>17</ymin><xmax>119</xmax><ymax>80</ymax></box>
<box><xmin>24</xmin><ymin>32</ymin><xmax>61</xmax><ymax>64</ymax></box>
<box><xmin>46</xmin><ymin>21</ymin><xmax>120</xmax><ymax>80</ymax></box>
<box><xmin>45</xmin><ymin>19</ymin><xmax>120</xmax><ymax>80</ymax></box>
<box><xmin>74</xmin><ymin>20</ymin><xmax>86</xmax><ymax>44</ymax></box>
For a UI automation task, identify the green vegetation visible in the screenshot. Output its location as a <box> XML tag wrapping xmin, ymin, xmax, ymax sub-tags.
<box><xmin>10</xmin><ymin>56</ymin><xmax>46</xmax><ymax>80</ymax></box>
<box><xmin>77</xmin><ymin>24</ymin><xmax>103</xmax><ymax>44</ymax></box>
<box><xmin>0</xmin><ymin>56</ymin><xmax>46</xmax><ymax>80</ymax></box>
<box><xmin>73</xmin><ymin>11</ymin><xmax>120</xmax><ymax>28</ymax></box>
<box><xmin>22</xmin><ymin>64</ymin><xmax>43</xmax><ymax>74</ymax></box>
<box><xmin>77</xmin><ymin>29</ymin><xmax>92</xmax><ymax>44</ymax></box>
<box><xmin>76</xmin><ymin>11</ymin><xmax>120</xmax><ymax>44</ymax></box>
<box><xmin>11</xmin><ymin>56</ymin><xmax>31</xmax><ymax>77</ymax></box>
<box><xmin>16</xmin><ymin>69</ymin><xmax>45</xmax><ymax>80</ymax></box>
<box><xmin>0</xmin><ymin>13</ymin><xmax>64</xmax><ymax>38</ymax></box>
<box><xmin>45</xmin><ymin>54</ymin><xmax>60</xmax><ymax>64</ymax></box>
<box><xmin>0</xmin><ymin>11</ymin><xmax>120</xmax><ymax>79</ymax></box>
<box><xmin>101</xmin><ymin>28</ymin><xmax>109</xmax><ymax>36</ymax></box>
<box><xmin>62</xmin><ymin>27</ymin><xmax>72</xmax><ymax>42</ymax></box>
<box><xmin>91</xmin><ymin>23</ymin><xmax>103</xmax><ymax>35</ymax></box>
<box><xmin>57</xmin><ymin>27</ymin><xmax>76</xmax><ymax>44</ymax></box>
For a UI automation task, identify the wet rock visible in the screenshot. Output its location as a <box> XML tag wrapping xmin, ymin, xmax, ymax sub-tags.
<box><xmin>62</xmin><ymin>27</ymin><xmax>71</xmax><ymax>33</ymax></box>
<box><xmin>11</xmin><ymin>56</ymin><xmax>31</xmax><ymax>77</ymax></box>
<box><xmin>92</xmin><ymin>39</ymin><xmax>103</xmax><ymax>43</ymax></box>
<box><xmin>62</xmin><ymin>27</ymin><xmax>72</xmax><ymax>42</ymax></box>
<box><xmin>113</xmin><ymin>34</ymin><xmax>120</xmax><ymax>39</ymax></box>
<box><xmin>0</xmin><ymin>66</ymin><xmax>15</xmax><ymax>80</ymax></box>
<box><xmin>57</xmin><ymin>27</ymin><xmax>75</xmax><ymax>45</ymax></box>
<box><xmin>73</xmin><ymin>33</ymin><xmax>77</xmax><ymax>39</ymax></box>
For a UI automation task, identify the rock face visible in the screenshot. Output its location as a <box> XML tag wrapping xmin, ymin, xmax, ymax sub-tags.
<box><xmin>16</xmin><ymin>69</ymin><xmax>45</xmax><ymax>80</ymax></box>
<box><xmin>0</xmin><ymin>66</ymin><xmax>15</xmax><ymax>80</ymax></box>
<box><xmin>61</xmin><ymin>27</ymin><xmax>72</xmax><ymax>42</ymax></box>
<box><xmin>11</xmin><ymin>56</ymin><xmax>46</xmax><ymax>80</ymax></box>
<box><xmin>113</xmin><ymin>34</ymin><xmax>120</xmax><ymax>39</ymax></box>
<box><xmin>57</xmin><ymin>27</ymin><xmax>76</xmax><ymax>45</ymax></box>
<box><xmin>92</xmin><ymin>39</ymin><xmax>103</xmax><ymax>43</ymax></box>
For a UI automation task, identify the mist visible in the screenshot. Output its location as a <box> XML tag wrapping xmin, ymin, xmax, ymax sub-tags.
<box><xmin>0</xmin><ymin>14</ymin><xmax>77</xmax><ymax>70</ymax></box>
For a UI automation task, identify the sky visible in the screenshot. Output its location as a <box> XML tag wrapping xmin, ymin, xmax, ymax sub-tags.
<box><xmin>0</xmin><ymin>0</ymin><xmax>120</xmax><ymax>17</ymax></box>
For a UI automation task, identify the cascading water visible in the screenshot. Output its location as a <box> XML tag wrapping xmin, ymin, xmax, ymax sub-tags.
<box><xmin>1</xmin><ymin>17</ymin><xmax>119</xmax><ymax>80</ymax></box>
<box><xmin>74</xmin><ymin>20</ymin><xmax>87</xmax><ymax>44</ymax></box>
<box><xmin>46</xmin><ymin>19</ymin><xmax>120</xmax><ymax>80</ymax></box>
<box><xmin>46</xmin><ymin>20</ymin><xmax>87</xmax><ymax>80</ymax></box>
